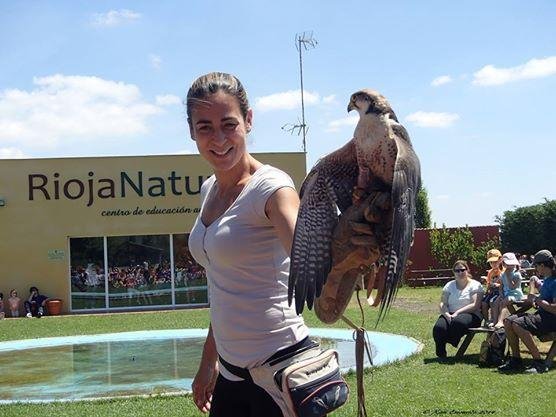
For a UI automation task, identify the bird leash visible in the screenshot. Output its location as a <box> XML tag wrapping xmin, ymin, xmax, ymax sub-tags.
<box><xmin>341</xmin><ymin>290</ymin><xmax>373</xmax><ymax>417</ymax></box>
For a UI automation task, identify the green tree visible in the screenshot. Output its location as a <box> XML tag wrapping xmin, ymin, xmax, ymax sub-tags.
<box><xmin>430</xmin><ymin>225</ymin><xmax>474</xmax><ymax>268</ymax></box>
<box><xmin>497</xmin><ymin>199</ymin><xmax>556</xmax><ymax>253</ymax></box>
<box><xmin>429</xmin><ymin>225</ymin><xmax>500</xmax><ymax>272</ymax></box>
<box><xmin>415</xmin><ymin>185</ymin><xmax>432</xmax><ymax>228</ymax></box>
<box><xmin>468</xmin><ymin>235</ymin><xmax>501</xmax><ymax>270</ymax></box>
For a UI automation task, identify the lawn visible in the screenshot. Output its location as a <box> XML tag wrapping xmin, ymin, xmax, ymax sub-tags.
<box><xmin>0</xmin><ymin>287</ymin><xmax>554</xmax><ymax>417</ymax></box>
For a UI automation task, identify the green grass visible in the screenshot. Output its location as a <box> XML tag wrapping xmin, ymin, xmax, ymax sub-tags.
<box><xmin>0</xmin><ymin>287</ymin><xmax>554</xmax><ymax>417</ymax></box>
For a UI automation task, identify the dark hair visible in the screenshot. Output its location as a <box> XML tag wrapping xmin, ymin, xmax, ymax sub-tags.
<box><xmin>186</xmin><ymin>72</ymin><xmax>250</xmax><ymax>123</ymax></box>
<box><xmin>453</xmin><ymin>260</ymin><xmax>472</xmax><ymax>280</ymax></box>
<box><xmin>30</xmin><ymin>286</ymin><xmax>38</xmax><ymax>293</ymax></box>
<box><xmin>0</xmin><ymin>292</ymin><xmax>3</xmax><ymax>300</ymax></box>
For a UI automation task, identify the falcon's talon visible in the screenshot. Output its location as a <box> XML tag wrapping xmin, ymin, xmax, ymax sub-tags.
<box><xmin>352</xmin><ymin>187</ymin><xmax>368</xmax><ymax>205</ymax></box>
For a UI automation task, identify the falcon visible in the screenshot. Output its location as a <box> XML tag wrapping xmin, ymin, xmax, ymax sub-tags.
<box><xmin>288</xmin><ymin>89</ymin><xmax>421</xmax><ymax>322</ymax></box>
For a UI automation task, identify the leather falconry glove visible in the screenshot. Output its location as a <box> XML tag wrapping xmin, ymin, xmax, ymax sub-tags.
<box><xmin>314</xmin><ymin>190</ymin><xmax>392</xmax><ymax>324</ymax></box>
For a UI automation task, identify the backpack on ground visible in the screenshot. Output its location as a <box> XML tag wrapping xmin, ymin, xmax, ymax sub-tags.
<box><xmin>478</xmin><ymin>328</ymin><xmax>507</xmax><ymax>367</ymax></box>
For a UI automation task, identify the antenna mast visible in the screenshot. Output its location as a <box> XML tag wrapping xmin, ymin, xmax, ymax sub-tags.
<box><xmin>282</xmin><ymin>31</ymin><xmax>317</xmax><ymax>154</ymax></box>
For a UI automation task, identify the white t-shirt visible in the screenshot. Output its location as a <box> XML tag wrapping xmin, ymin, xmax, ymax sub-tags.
<box><xmin>442</xmin><ymin>279</ymin><xmax>484</xmax><ymax>313</ymax></box>
<box><xmin>188</xmin><ymin>165</ymin><xmax>308</xmax><ymax>372</ymax></box>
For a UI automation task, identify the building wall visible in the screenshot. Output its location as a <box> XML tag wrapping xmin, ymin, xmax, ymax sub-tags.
<box><xmin>0</xmin><ymin>153</ymin><xmax>306</xmax><ymax>313</ymax></box>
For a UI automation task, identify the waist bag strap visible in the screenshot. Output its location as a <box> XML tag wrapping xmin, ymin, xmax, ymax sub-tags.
<box><xmin>218</xmin><ymin>337</ymin><xmax>315</xmax><ymax>382</ymax></box>
<box><xmin>218</xmin><ymin>355</ymin><xmax>253</xmax><ymax>382</ymax></box>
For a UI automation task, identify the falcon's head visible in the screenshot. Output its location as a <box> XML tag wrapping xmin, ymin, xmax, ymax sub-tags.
<box><xmin>348</xmin><ymin>89</ymin><xmax>398</xmax><ymax>122</ymax></box>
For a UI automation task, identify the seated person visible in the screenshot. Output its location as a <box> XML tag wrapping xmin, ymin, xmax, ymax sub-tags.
<box><xmin>481</xmin><ymin>249</ymin><xmax>504</xmax><ymax>326</ymax></box>
<box><xmin>433</xmin><ymin>260</ymin><xmax>484</xmax><ymax>358</ymax></box>
<box><xmin>493</xmin><ymin>252</ymin><xmax>524</xmax><ymax>328</ymax></box>
<box><xmin>8</xmin><ymin>289</ymin><xmax>21</xmax><ymax>317</ymax></box>
<box><xmin>499</xmin><ymin>249</ymin><xmax>556</xmax><ymax>374</ymax></box>
<box><xmin>24</xmin><ymin>286</ymin><xmax>49</xmax><ymax>318</ymax></box>
<box><xmin>519</xmin><ymin>254</ymin><xmax>532</xmax><ymax>269</ymax></box>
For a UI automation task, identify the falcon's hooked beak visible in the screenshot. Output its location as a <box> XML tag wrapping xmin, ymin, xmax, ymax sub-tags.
<box><xmin>347</xmin><ymin>96</ymin><xmax>357</xmax><ymax>113</ymax></box>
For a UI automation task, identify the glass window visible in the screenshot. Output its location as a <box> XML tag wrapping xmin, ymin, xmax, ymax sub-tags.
<box><xmin>70</xmin><ymin>237</ymin><xmax>106</xmax><ymax>310</ymax></box>
<box><xmin>173</xmin><ymin>234</ymin><xmax>208</xmax><ymax>305</ymax></box>
<box><xmin>107</xmin><ymin>235</ymin><xmax>172</xmax><ymax>308</ymax></box>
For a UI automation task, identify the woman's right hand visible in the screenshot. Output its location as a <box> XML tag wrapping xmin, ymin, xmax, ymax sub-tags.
<box><xmin>443</xmin><ymin>312</ymin><xmax>452</xmax><ymax>323</ymax></box>
<box><xmin>192</xmin><ymin>361</ymin><xmax>219</xmax><ymax>413</ymax></box>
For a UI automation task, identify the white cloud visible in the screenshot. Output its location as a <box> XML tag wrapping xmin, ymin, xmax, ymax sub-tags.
<box><xmin>149</xmin><ymin>54</ymin><xmax>162</xmax><ymax>70</ymax></box>
<box><xmin>0</xmin><ymin>74</ymin><xmax>161</xmax><ymax>150</ymax></box>
<box><xmin>431</xmin><ymin>75</ymin><xmax>453</xmax><ymax>87</ymax></box>
<box><xmin>405</xmin><ymin>111</ymin><xmax>459</xmax><ymax>128</ymax></box>
<box><xmin>322</xmin><ymin>94</ymin><xmax>336</xmax><ymax>104</ymax></box>
<box><xmin>325</xmin><ymin>115</ymin><xmax>359</xmax><ymax>132</ymax></box>
<box><xmin>155</xmin><ymin>94</ymin><xmax>181</xmax><ymax>106</ymax></box>
<box><xmin>91</xmin><ymin>9</ymin><xmax>141</xmax><ymax>27</ymax></box>
<box><xmin>254</xmin><ymin>90</ymin><xmax>320</xmax><ymax>111</ymax></box>
<box><xmin>0</xmin><ymin>147</ymin><xmax>27</xmax><ymax>159</ymax></box>
<box><xmin>473</xmin><ymin>55</ymin><xmax>556</xmax><ymax>86</ymax></box>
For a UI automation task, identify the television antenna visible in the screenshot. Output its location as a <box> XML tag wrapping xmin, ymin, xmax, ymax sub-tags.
<box><xmin>281</xmin><ymin>31</ymin><xmax>317</xmax><ymax>154</ymax></box>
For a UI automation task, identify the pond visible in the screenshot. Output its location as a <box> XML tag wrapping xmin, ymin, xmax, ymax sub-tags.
<box><xmin>0</xmin><ymin>328</ymin><xmax>422</xmax><ymax>404</ymax></box>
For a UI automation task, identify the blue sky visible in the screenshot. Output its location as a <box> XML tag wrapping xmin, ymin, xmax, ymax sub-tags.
<box><xmin>1</xmin><ymin>1</ymin><xmax>555</xmax><ymax>227</ymax></box>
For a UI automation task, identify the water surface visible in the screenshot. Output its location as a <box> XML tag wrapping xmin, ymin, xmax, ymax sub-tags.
<box><xmin>0</xmin><ymin>328</ymin><xmax>421</xmax><ymax>403</ymax></box>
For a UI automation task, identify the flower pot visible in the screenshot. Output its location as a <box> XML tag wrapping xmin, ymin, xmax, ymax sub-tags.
<box><xmin>46</xmin><ymin>299</ymin><xmax>63</xmax><ymax>315</ymax></box>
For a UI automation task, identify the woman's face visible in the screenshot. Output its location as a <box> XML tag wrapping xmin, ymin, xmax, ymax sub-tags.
<box><xmin>453</xmin><ymin>264</ymin><xmax>467</xmax><ymax>279</ymax></box>
<box><xmin>488</xmin><ymin>260</ymin><xmax>499</xmax><ymax>269</ymax></box>
<box><xmin>503</xmin><ymin>262</ymin><xmax>515</xmax><ymax>271</ymax></box>
<box><xmin>189</xmin><ymin>91</ymin><xmax>252</xmax><ymax>173</ymax></box>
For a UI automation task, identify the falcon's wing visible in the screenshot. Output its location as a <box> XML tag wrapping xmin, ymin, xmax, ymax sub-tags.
<box><xmin>378</xmin><ymin>123</ymin><xmax>421</xmax><ymax>320</ymax></box>
<box><xmin>289</xmin><ymin>139</ymin><xmax>359</xmax><ymax>314</ymax></box>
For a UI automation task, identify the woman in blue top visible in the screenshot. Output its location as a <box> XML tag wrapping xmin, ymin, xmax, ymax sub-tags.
<box><xmin>499</xmin><ymin>249</ymin><xmax>556</xmax><ymax>373</ymax></box>
<box><xmin>493</xmin><ymin>252</ymin><xmax>524</xmax><ymax>328</ymax></box>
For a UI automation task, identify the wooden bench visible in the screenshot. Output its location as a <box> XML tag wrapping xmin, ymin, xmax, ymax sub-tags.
<box><xmin>455</xmin><ymin>327</ymin><xmax>556</xmax><ymax>366</ymax></box>
<box><xmin>406</xmin><ymin>269</ymin><xmax>453</xmax><ymax>288</ymax></box>
<box><xmin>455</xmin><ymin>327</ymin><xmax>493</xmax><ymax>358</ymax></box>
<box><xmin>539</xmin><ymin>332</ymin><xmax>556</xmax><ymax>365</ymax></box>
<box><xmin>407</xmin><ymin>276</ymin><xmax>452</xmax><ymax>288</ymax></box>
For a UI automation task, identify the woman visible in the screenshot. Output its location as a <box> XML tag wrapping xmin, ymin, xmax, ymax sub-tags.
<box><xmin>493</xmin><ymin>252</ymin><xmax>524</xmax><ymax>328</ymax></box>
<box><xmin>433</xmin><ymin>260</ymin><xmax>484</xmax><ymax>358</ymax></box>
<box><xmin>187</xmin><ymin>72</ymin><xmax>310</xmax><ymax>416</ymax></box>
<box><xmin>481</xmin><ymin>249</ymin><xmax>504</xmax><ymax>326</ymax></box>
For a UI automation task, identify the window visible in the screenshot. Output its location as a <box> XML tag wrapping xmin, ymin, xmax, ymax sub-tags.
<box><xmin>173</xmin><ymin>234</ymin><xmax>208</xmax><ymax>305</ymax></box>
<box><xmin>69</xmin><ymin>234</ymin><xmax>207</xmax><ymax>311</ymax></box>
<box><xmin>70</xmin><ymin>237</ymin><xmax>105</xmax><ymax>310</ymax></box>
<box><xmin>107</xmin><ymin>235</ymin><xmax>172</xmax><ymax>308</ymax></box>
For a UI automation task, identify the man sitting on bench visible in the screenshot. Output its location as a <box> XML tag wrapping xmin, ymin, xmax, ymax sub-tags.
<box><xmin>498</xmin><ymin>250</ymin><xmax>556</xmax><ymax>374</ymax></box>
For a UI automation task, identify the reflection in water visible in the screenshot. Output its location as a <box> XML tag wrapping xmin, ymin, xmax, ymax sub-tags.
<box><xmin>0</xmin><ymin>336</ymin><xmax>372</xmax><ymax>403</ymax></box>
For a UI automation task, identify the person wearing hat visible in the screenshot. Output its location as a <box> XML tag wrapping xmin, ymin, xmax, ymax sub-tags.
<box><xmin>492</xmin><ymin>252</ymin><xmax>524</xmax><ymax>329</ymax></box>
<box><xmin>481</xmin><ymin>249</ymin><xmax>504</xmax><ymax>326</ymax></box>
<box><xmin>499</xmin><ymin>249</ymin><xmax>556</xmax><ymax>373</ymax></box>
